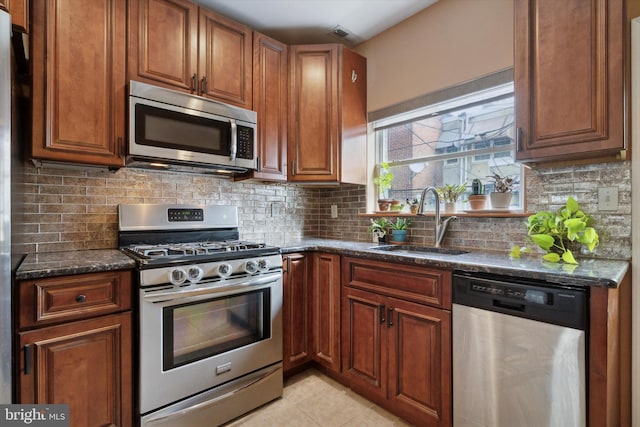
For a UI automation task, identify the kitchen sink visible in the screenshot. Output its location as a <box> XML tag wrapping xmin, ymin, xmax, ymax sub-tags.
<box><xmin>368</xmin><ymin>245</ymin><xmax>469</xmax><ymax>256</ymax></box>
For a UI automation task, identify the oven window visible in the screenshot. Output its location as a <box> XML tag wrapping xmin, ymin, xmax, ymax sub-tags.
<box><xmin>135</xmin><ymin>104</ymin><xmax>230</xmax><ymax>156</ymax></box>
<box><xmin>162</xmin><ymin>289</ymin><xmax>271</xmax><ymax>370</ymax></box>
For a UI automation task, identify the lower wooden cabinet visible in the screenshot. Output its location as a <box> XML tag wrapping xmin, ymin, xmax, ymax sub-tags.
<box><xmin>282</xmin><ymin>253</ymin><xmax>311</xmax><ymax>373</ymax></box>
<box><xmin>310</xmin><ymin>252</ymin><xmax>341</xmax><ymax>372</ymax></box>
<box><xmin>341</xmin><ymin>257</ymin><xmax>452</xmax><ymax>427</ymax></box>
<box><xmin>16</xmin><ymin>270</ymin><xmax>133</xmax><ymax>427</ymax></box>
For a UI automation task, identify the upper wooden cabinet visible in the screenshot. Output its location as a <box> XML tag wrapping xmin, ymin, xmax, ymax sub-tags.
<box><xmin>31</xmin><ymin>0</ymin><xmax>127</xmax><ymax>167</ymax></box>
<box><xmin>1</xmin><ymin>0</ymin><xmax>28</xmax><ymax>32</ymax></box>
<box><xmin>514</xmin><ymin>0</ymin><xmax>629</xmax><ymax>163</ymax></box>
<box><xmin>129</xmin><ymin>0</ymin><xmax>253</xmax><ymax>109</ymax></box>
<box><xmin>251</xmin><ymin>32</ymin><xmax>288</xmax><ymax>180</ymax></box>
<box><xmin>288</xmin><ymin>44</ymin><xmax>367</xmax><ymax>184</ymax></box>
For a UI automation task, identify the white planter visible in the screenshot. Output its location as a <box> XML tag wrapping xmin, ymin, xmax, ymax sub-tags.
<box><xmin>489</xmin><ymin>192</ymin><xmax>512</xmax><ymax>209</ymax></box>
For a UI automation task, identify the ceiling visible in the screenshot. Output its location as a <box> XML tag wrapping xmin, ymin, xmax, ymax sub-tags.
<box><xmin>195</xmin><ymin>0</ymin><xmax>438</xmax><ymax>46</ymax></box>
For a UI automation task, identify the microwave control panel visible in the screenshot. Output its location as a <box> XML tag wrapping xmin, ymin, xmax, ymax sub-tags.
<box><xmin>237</xmin><ymin>126</ymin><xmax>254</xmax><ymax>160</ymax></box>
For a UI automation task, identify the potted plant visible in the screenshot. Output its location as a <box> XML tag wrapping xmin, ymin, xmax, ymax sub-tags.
<box><xmin>437</xmin><ymin>183</ymin><xmax>467</xmax><ymax>213</ymax></box>
<box><xmin>389</xmin><ymin>218</ymin><xmax>411</xmax><ymax>243</ymax></box>
<box><xmin>407</xmin><ymin>198</ymin><xmax>420</xmax><ymax>214</ymax></box>
<box><xmin>368</xmin><ymin>218</ymin><xmax>391</xmax><ymax>243</ymax></box>
<box><xmin>373</xmin><ymin>162</ymin><xmax>394</xmax><ymax>211</ymax></box>
<box><xmin>467</xmin><ymin>178</ymin><xmax>487</xmax><ymax>210</ymax></box>
<box><xmin>487</xmin><ymin>173</ymin><xmax>517</xmax><ymax>209</ymax></box>
<box><xmin>511</xmin><ymin>197</ymin><xmax>599</xmax><ymax>264</ymax></box>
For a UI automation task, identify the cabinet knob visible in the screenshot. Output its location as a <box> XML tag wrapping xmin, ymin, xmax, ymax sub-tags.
<box><xmin>75</xmin><ymin>294</ymin><xmax>87</xmax><ymax>303</ymax></box>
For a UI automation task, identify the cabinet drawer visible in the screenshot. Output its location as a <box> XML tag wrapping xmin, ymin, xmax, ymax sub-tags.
<box><xmin>341</xmin><ymin>257</ymin><xmax>451</xmax><ymax>309</ymax></box>
<box><xmin>18</xmin><ymin>270</ymin><xmax>132</xmax><ymax>329</ymax></box>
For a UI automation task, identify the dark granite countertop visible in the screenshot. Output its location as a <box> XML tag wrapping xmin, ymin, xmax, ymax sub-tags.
<box><xmin>275</xmin><ymin>238</ymin><xmax>628</xmax><ymax>288</ymax></box>
<box><xmin>15</xmin><ymin>239</ymin><xmax>629</xmax><ymax>288</ymax></box>
<box><xmin>16</xmin><ymin>249</ymin><xmax>136</xmax><ymax>280</ymax></box>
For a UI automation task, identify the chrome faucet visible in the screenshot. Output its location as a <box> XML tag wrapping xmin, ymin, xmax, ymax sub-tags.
<box><xmin>417</xmin><ymin>186</ymin><xmax>457</xmax><ymax>248</ymax></box>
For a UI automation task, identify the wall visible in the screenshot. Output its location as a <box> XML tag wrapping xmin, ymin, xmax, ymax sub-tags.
<box><xmin>355</xmin><ymin>0</ymin><xmax>514</xmax><ymax>112</ymax></box>
<box><xmin>17</xmin><ymin>164</ymin><xmax>316</xmax><ymax>254</ymax></box>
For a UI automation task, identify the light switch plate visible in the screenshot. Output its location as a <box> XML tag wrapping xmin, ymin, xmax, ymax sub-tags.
<box><xmin>598</xmin><ymin>187</ymin><xmax>618</xmax><ymax>211</ymax></box>
<box><xmin>331</xmin><ymin>204</ymin><xmax>338</xmax><ymax>218</ymax></box>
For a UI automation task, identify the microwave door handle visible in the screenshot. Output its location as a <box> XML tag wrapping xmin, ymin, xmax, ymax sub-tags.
<box><xmin>229</xmin><ymin>119</ymin><xmax>238</xmax><ymax>161</ymax></box>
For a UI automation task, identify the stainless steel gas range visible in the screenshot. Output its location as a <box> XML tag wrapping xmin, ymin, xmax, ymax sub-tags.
<box><xmin>118</xmin><ymin>204</ymin><xmax>283</xmax><ymax>427</ymax></box>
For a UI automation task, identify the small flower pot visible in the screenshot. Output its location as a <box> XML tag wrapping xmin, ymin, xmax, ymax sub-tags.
<box><xmin>468</xmin><ymin>195</ymin><xmax>487</xmax><ymax>210</ymax></box>
<box><xmin>489</xmin><ymin>192</ymin><xmax>512</xmax><ymax>209</ymax></box>
<box><xmin>377</xmin><ymin>199</ymin><xmax>391</xmax><ymax>211</ymax></box>
<box><xmin>391</xmin><ymin>229</ymin><xmax>407</xmax><ymax>243</ymax></box>
<box><xmin>444</xmin><ymin>202</ymin><xmax>456</xmax><ymax>213</ymax></box>
<box><xmin>409</xmin><ymin>204</ymin><xmax>419</xmax><ymax>214</ymax></box>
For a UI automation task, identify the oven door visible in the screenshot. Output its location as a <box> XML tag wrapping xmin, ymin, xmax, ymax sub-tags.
<box><xmin>139</xmin><ymin>272</ymin><xmax>283</xmax><ymax>415</ymax></box>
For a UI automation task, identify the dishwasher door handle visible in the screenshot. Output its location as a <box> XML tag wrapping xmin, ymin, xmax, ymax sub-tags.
<box><xmin>493</xmin><ymin>299</ymin><xmax>525</xmax><ymax>312</ymax></box>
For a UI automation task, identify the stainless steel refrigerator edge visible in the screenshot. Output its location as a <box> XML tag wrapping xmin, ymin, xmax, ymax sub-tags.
<box><xmin>0</xmin><ymin>9</ymin><xmax>12</xmax><ymax>404</ymax></box>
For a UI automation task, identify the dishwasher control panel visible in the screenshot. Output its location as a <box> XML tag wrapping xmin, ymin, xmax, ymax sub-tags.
<box><xmin>453</xmin><ymin>272</ymin><xmax>587</xmax><ymax>330</ymax></box>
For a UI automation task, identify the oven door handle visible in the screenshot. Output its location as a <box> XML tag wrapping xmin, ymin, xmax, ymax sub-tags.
<box><xmin>144</xmin><ymin>365</ymin><xmax>282</xmax><ymax>426</ymax></box>
<box><xmin>143</xmin><ymin>273</ymin><xmax>281</xmax><ymax>303</ymax></box>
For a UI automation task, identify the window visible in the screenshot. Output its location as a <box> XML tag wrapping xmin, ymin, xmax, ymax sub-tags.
<box><xmin>372</xmin><ymin>82</ymin><xmax>522</xmax><ymax>210</ymax></box>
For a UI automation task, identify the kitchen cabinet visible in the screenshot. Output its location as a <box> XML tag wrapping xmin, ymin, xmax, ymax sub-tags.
<box><xmin>514</xmin><ymin>0</ymin><xmax>630</xmax><ymax>163</ymax></box>
<box><xmin>250</xmin><ymin>32</ymin><xmax>288</xmax><ymax>181</ymax></box>
<box><xmin>310</xmin><ymin>252</ymin><xmax>341</xmax><ymax>373</ymax></box>
<box><xmin>16</xmin><ymin>270</ymin><xmax>133</xmax><ymax>427</ymax></box>
<box><xmin>1</xmin><ymin>0</ymin><xmax>28</xmax><ymax>32</ymax></box>
<box><xmin>288</xmin><ymin>44</ymin><xmax>367</xmax><ymax>184</ymax></box>
<box><xmin>282</xmin><ymin>253</ymin><xmax>311</xmax><ymax>374</ymax></box>
<box><xmin>31</xmin><ymin>0</ymin><xmax>126</xmax><ymax>167</ymax></box>
<box><xmin>341</xmin><ymin>257</ymin><xmax>451</xmax><ymax>427</ymax></box>
<box><xmin>129</xmin><ymin>0</ymin><xmax>253</xmax><ymax>109</ymax></box>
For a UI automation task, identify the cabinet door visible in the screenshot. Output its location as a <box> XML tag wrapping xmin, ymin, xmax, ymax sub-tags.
<box><xmin>1</xmin><ymin>0</ymin><xmax>28</xmax><ymax>32</ymax></box>
<box><xmin>341</xmin><ymin>287</ymin><xmax>387</xmax><ymax>402</ymax></box>
<box><xmin>198</xmin><ymin>8</ymin><xmax>252</xmax><ymax>108</ymax></box>
<box><xmin>514</xmin><ymin>0</ymin><xmax>625</xmax><ymax>162</ymax></box>
<box><xmin>386</xmin><ymin>297</ymin><xmax>451</xmax><ymax>427</ymax></box>
<box><xmin>18</xmin><ymin>312</ymin><xmax>133</xmax><ymax>427</ymax></box>
<box><xmin>288</xmin><ymin>44</ymin><xmax>339</xmax><ymax>182</ymax></box>
<box><xmin>311</xmin><ymin>253</ymin><xmax>341</xmax><ymax>372</ymax></box>
<box><xmin>31</xmin><ymin>0</ymin><xmax>126</xmax><ymax>167</ymax></box>
<box><xmin>128</xmin><ymin>0</ymin><xmax>198</xmax><ymax>93</ymax></box>
<box><xmin>251</xmin><ymin>32</ymin><xmax>288</xmax><ymax>181</ymax></box>
<box><xmin>282</xmin><ymin>254</ymin><xmax>311</xmax><ymax>373</ymax></box>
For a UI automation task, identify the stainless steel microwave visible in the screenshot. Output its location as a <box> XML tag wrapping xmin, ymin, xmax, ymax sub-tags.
<box><xmin>128</xmin><ymin>80</ymin><xmax>257</xmax><ymax>175</ymax></box>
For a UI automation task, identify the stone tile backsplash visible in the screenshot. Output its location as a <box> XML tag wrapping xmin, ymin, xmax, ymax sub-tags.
<box><xmin>17</xmin><ymin>159</ymin><xmax>631</xmax><ymax>261</ymax></box>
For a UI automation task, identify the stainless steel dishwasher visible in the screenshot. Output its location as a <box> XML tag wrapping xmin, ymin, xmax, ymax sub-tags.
<box><xmin>452</xmin><ymin>272</ymin><xmax>587</xmax><ymax>427</ymax></box>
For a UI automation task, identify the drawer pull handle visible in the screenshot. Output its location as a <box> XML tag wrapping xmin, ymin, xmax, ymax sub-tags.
<box><xmin>387</xmin><ymin>307</ymin><xmax>393</xmax><ymax>328</ymax></box>
<box><xmin>75</xmin><ymin>294</ymin><xmax>87</xmax><ymax>303</ymax></box>
<box><xmin>379</xmin><ymin>304</ymin><xmax>385</xmax><ymax>323</ymax></box>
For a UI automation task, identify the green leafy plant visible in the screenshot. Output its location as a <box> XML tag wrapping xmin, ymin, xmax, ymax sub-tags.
<box><xmin>368</xmin><ymin>217</ymin><xmax>391</xmax><ymax>233</ymax></box>
<box><xmin>373</xmin><ymin>162</ymin><xmax>394</xmax><ymax>198</ymax></box>
<box><xmin>487</xmin><ymin>173</ymin><xmax>517</xmax><ymax>193</ymax></box>
<box><xmin>436</xmin><ymin>183</ymin><xmax>467</xmax><ymax>203</ymax></box>
<box><xmin>389</xmin><ymin>217</ymin><xmax>412</xmax><ymax>230</ymax></box>
<box><xmin>511</xmin><ymin>197</ymin><xmax>599</xmax><ymax>264</ymax></box>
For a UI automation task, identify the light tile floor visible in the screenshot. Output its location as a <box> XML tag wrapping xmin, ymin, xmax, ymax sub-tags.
<box><xmin>225</xmin><ymin>368</ymin><xmax>412</xmax><ymax>427</ymax></box>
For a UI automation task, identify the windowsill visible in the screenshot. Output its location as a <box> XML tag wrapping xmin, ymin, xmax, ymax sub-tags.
<box><xmin>360</xmin><ymin>211</ymin><xmax>531</xmax><ymax>218</ymax></box>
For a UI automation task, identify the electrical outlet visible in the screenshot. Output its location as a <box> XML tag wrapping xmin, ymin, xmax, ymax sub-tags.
<box><xmin>331</xmin><ymin>204</ymin><xmax>338</xmax><ymax>218</ymax></box>
<box><xmin>598</xmin><ymin>187</ymin><xmax>618</xmax><ymax>211</ymax></box>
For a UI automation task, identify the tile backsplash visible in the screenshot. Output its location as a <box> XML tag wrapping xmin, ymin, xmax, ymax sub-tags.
<box><xmin>16</xmin><ymin>160</ymin><xmax>631</xmax><ymax>261</ymax></box>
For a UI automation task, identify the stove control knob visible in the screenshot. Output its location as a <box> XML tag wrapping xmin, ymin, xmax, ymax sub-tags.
<box><xmin>187</xmin><ymin>266</ymin><xmax>204</xmax><ymax>283</ymax></box>
<box><xmin>257</xmin><ymin>259</ymin><xmax>270</xmax><ymax>272</ymax></box>
<box><xmin>217</xmin><ymin>263</ymin><xmax>233</xmax><ymax>278</ymax></box>
<box><xmin>244</xmin><ymin>260</ymin><xmax>259</xmax><ymax>274</ymax></box>
<box><xmin>169</xmin><ymin>268</ymin><xmax>187</xmax><ymax>285</ymax></box>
